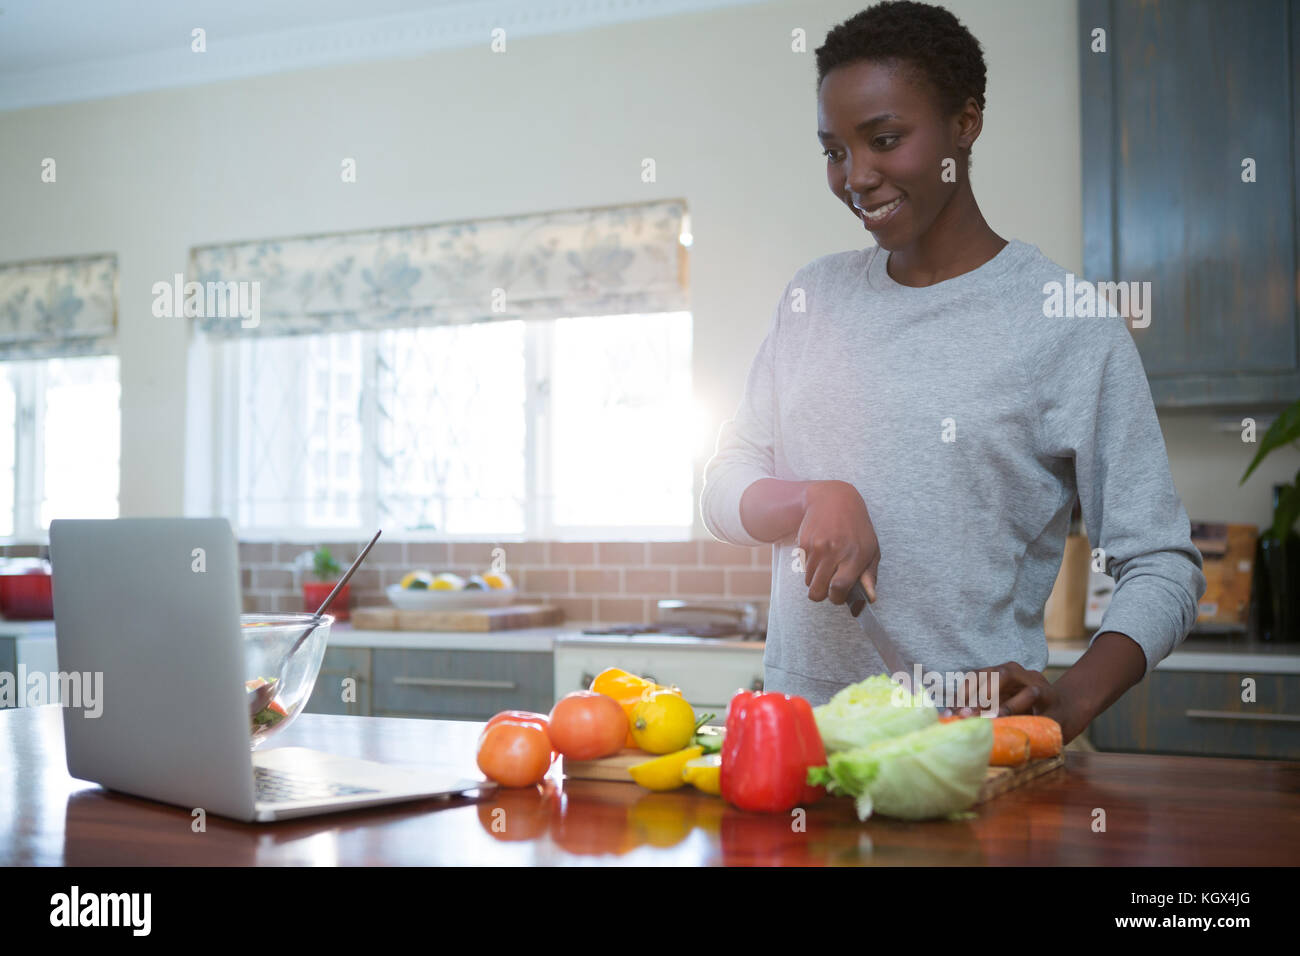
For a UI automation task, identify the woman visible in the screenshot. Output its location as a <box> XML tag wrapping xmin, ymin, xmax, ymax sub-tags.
<box><xmin>699</xmin><ymin>0</ymin><xmax>1205</xmax><ymax>742</ymax></box>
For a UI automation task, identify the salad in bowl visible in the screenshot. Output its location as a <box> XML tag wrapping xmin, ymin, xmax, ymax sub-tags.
<box><xmin>242</xmin><ymin>613</ymin><xmax>332</xmax><ymax>748</ymax></box>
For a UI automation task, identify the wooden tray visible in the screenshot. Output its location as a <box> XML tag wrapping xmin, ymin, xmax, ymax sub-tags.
<box><xmin>563</xmin><ymin>748</ymin><xmax>1066</xmax><ymax>805</ymax></box>
<box><xmin>350</xmin><ymin>603</ymin><xmax>562</xmax><ymax>632</ymax></box>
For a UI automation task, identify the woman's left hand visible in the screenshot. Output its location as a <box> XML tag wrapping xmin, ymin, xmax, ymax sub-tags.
<box><xmin>969</xmin><ymin>661</ymin><xmax>1090</xmax><ymax>743</ymax></box>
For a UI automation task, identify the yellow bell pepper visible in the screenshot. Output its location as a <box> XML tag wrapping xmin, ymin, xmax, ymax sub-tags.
<box><xmin>589</xmin><ymin>667</ymin><xmax>681</xmax><ymax>749</ymax></box>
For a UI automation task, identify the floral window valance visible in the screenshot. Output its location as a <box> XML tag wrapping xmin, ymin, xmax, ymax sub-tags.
<box><xmin>0</xmin><ymin>253</ymin><xmax>118</xmax><ymax>360</ymax></box>
<box><xmin>191</xmin><ymin>199</ymin><xmax>690</xmax><ymax>338</ymax></box>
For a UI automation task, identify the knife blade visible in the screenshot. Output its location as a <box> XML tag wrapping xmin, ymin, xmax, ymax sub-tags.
<box><xmin>847</xmin><ymin>580</ymin><xmax>912</xmax><ymax>683</ymax></box>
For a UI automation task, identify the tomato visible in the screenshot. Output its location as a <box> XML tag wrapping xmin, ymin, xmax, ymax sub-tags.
<box><xmin>484</xmin><ymin>710</ymin><xmax>557</xmax><ymax>763</ymax></box>
<box><xmin>476</xmin><ymin>719</ymin><xmax>553</xmax><ymax>787</ymax></box>
<box><xmin>548</xmin><ymin>691</ymin><xmax>627</xmax><ymax>760</ymax></box>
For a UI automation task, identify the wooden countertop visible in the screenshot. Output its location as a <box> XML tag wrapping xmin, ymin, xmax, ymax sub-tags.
<box><xmin>4</xmin><ymin>705</ymin><xmax>1297</xmax><ymax>866</ymax></box>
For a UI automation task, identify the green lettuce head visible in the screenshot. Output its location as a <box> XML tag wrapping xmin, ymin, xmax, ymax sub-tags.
<box><xmin>813</xmin><ymin>674</ymin><xmax>938</xmax><ymax>752</ymax></box>
<box><xmin>808</xmin><ymin>715</ymin><xmax>994</xmax><ymax>821</ymax></box>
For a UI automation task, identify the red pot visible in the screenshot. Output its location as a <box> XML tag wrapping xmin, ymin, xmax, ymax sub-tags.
<box><xmin>0</xmin><ymin>571</ymin><xmax>54</xmax><ymax>620</ymax></box>
<box><xmin>303</xmin><ymin>580</ymin><xmax>350</xmax><ymax>621</ymax></box>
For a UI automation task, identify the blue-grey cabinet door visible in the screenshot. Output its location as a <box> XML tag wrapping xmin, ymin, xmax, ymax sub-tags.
<box><xmin>304</xmin><ymin>647</ymin><xmax>372</xmax><ymax>716</ymax></box>
<box><xmin>371</xmin><ymin>649</ymin><xmax>554</xmax><ymax>720</ymax></box>
<box><xmin>1080</xmin><ymin>0</ymin><xmax>1299</xmax><ymax>407</ymax></box>
<box><xmin>1080</xmin><ymin>669</ymin><xmax>1299</xmax><ymax>759</ymax></box>
<box><xmin>0</xmin><ymin>639</ymin><xmax>14</xmax><ymax>709</ymax></box>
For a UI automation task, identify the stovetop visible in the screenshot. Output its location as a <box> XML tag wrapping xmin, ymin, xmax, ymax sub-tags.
<box><xmin>580</xmin><ymin>622</ymin><xmax>765</xmax><ymax>641</ymax></box>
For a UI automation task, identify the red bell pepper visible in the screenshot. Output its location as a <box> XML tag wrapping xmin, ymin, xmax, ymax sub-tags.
<box><xmin>720</xmin><ymin>690</ymin><xmax>827</xmax><ymax>813</ymax></box>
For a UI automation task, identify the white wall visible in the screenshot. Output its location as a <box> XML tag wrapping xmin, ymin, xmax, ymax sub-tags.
<box><xmin>1</xmin><ymin>0</ymin><xmax>1295</xmax><ymax>535</ymax></box>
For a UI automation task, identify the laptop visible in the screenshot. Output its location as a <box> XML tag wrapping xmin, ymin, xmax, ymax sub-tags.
<box><xmin>49</xmin><ymin>517</ymin><xmax>494</xmax><ymax>822</ymax></box>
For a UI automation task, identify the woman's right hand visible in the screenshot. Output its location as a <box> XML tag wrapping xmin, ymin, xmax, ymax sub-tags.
<box><xmin>796</xmin><ymin>480</ymin><xmax>880</xmax><ymax>607</ymax></box>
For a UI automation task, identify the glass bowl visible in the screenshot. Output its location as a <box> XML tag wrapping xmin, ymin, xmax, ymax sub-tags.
<box><xmin>242</xmin><ymin>612</ymin><xmax>332</xmax><ymax>749</ymax></box>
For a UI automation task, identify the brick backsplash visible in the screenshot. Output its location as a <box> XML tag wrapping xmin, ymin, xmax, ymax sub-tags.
<box><xmin>239</xmin><ymin>539</ymin><xmax>772</xmax><ymax>623</ymax></box>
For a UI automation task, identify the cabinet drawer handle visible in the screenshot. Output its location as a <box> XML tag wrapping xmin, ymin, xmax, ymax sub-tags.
<box><xmin>1184</xmin><ymin>709</ymin><xmax>1300</xmax><ymax>723</ymax></box>
<box><xmin>392</xmin><ymin>677</ymin><xmax>517</xmax><ymax>691</ymax></box>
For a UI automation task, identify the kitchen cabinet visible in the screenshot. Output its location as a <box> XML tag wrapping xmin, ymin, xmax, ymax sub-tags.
<box><xmin>1080</xmin><ymin>0</ymin><xmax>1300</xmax><ymax>407</ymax></box>
<box><xmin>0</xmin><ymin>630</ymin><xmax>58</xmax><ymax>709</ymax></box>
<box><xmin>1047</xmin><ymin>665</ymin><xmax>1300</xmax><ymax>759</ymax></box>
<box><xmin>312</xmin><ymin>630</ymin><xmax>762</xmax><ymax>721</ymax></box>
<box><xmin>304</xmin><ymin>647</ymin><xmax>372</xmax><ymax>717</ymax></box>
<box><xmin>370</xmin><ymin>648</ymin><xmax>553</xmax><ymax>720</ymax></box>
<box><xmin>0</xmin><ymin>638</ymin><xmax>15</xmax><ymax>706</ymax></box>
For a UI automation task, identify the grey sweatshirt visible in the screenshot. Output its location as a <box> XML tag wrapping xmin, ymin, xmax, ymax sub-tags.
<box><xmin>700</xmin><ymin>239</ymin><xmax>1206</xmax><ymax>706</ymax></box>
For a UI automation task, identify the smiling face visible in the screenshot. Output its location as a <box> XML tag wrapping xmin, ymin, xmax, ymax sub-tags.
<box><xmin>817</xmin><ymin>58</ymin><xmax>975</xmax><ymax>251</ymax></box>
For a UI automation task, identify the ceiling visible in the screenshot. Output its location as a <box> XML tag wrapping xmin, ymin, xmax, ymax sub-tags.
<box><xmin>0</xmin><ymin>0</ymin><xmax>763</xmax><ymax>111</ymax></box>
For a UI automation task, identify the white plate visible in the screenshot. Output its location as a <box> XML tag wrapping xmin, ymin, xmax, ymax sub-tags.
<box><xmin>385</xmin><ymin>584</ymin><xmax>516</xmax><ymax>611</ymax></box>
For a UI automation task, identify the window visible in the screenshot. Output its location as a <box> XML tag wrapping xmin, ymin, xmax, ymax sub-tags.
<box><xmin>195</xmin><ymin>199</ymin><xmax>692</xmax><ymax>537</ymax></box>
<box><xmin>549</xmin><ymin>312</ymin><xmax>694</xmax><ymax>530</ymax></box>
<box><xmin>0</xmin><ymin>356</ymin><xmax>120</xmax><ymax>537</ymax></box>
<box><xmin>376</xmin><ymin>322</ymin><xmax>527</xmax><ymax>535</ymax></box>
<box><xmin>218</xmin><ymin>312</ymin><xmax>693</xmax><ymax>538</ymax></box>
<box><xmin>232</xmin><ymin>331</ymin><xmax>364</xmax><ymax>530</ymax></box>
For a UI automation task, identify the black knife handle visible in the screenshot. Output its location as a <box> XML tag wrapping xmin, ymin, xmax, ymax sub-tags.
<box><xmin>847</xmin><ymin>581</ymin><xmax>869</xmax><ymax>618</ymax></box>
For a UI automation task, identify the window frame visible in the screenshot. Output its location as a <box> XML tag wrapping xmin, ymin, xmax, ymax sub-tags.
<box><xmin>0</xmin><ymin>356</ymin><xmax>121</xmax><ymax>544</ymax></box>
<box><xmin>12</xmin><ymin>364</ymin><xmax>43</xmax><ymax>541</ymax></box>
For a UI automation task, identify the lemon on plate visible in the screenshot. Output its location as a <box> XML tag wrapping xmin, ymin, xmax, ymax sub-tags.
<box><xmin>627</xmin><ymin>746</ymin><xmax>704</xmax><ymax>791</ymax></box>
<box><xmin>482</xmin><ymin>570</ymin><xmax>514</xmax><ymax>590</ymax></box>
<box><xmin>431</xmin><ymin>572</ymin><xmax>466</xmax><ymax>590</ymax></box>
<box><xmin>399</xmin><ymin>570</ymin><xmax>434</xmax><ymax>590</ymax></box>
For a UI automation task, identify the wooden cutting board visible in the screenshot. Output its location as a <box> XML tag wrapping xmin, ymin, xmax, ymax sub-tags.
<box><xmin>563</xmin><ymin>747</ymin><xmax>1065</xmax><ymax>805</ymax></box>
<box><xmin>974</xmin><ymin>752</ymin><xmax>1066</xmax><ymax>803</ymax></box>
<box><xmin>350</xmin><ymin>603</ymin><xmax>563</xmax><ymax>632</ymax></box>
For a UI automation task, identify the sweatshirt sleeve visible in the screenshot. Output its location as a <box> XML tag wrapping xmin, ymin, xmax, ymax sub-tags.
<box><xmin>1030</xmin><ymin>317</ymin><xmax>1206</xmax><ymax>676</ymax></box>
<box><xmin>699</xmin><ymin>282</ymin><xmax>789</xmax><ymax>547</ymax></box>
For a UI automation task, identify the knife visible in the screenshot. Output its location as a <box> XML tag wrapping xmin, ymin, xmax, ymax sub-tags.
<box><xmin>847</xmin><ymin>579</ymin><xmax>913</xmax><ymax>683</ymax></box>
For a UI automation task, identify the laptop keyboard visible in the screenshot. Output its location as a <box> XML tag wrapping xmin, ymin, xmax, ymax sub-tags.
<box><xmin>254</xmin><ymin>766</ymin><xmax>382</xmax><ymax>804</ymax></box>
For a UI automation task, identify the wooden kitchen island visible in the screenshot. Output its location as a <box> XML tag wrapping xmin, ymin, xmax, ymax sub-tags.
<box><xmin>3</xmin><ymin>705</ymin><xmax>1296</xmax><ymax>866</ymax></box>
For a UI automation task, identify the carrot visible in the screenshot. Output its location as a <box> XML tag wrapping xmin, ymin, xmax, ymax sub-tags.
<box><xmin>989</xmin><ymin>724</ymin><xmax>1031</xmax><ymax>767</ymax></box>
<box><xmin>938</xmin><ymin>714</ymin><xmax>965</xmax><ymax>724</ymax></box>
<box><xmin>993</xmin><ymin>716</ymin><xmax>1063</xmax><ymax>759</ymax></box>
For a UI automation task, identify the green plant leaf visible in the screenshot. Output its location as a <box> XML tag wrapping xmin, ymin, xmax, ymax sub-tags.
<box><xmin>1240</xmin><ymin>399</ymin><xmax>1300</xmax><ymax>485</ymax></box>
<box><xmin>1267</xmin><ymin>468</ymin><xmax>1300</xmax><ymax>541</ymax></box>
<box><xmin>311</xmin><ymin>546</ymin><xmax>342</xmax><ymax>581</ymax></box>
